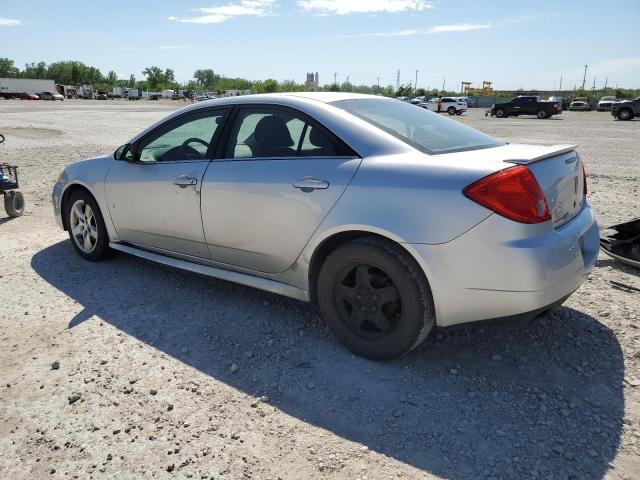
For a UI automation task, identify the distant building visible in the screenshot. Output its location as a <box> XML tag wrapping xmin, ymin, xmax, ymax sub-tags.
<box><xmin>305</xmin><ymin>72</ymin><xmax>319</xmax><ymax>91</ymax></box>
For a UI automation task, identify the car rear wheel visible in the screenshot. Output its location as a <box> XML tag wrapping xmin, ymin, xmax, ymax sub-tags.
<box><xmin>317</xmin><ymin>237</ymin><xmax>435</xmax><ymax>360</ymax></box>
<box><xmin>447</xmin><ymin>106</ymin><xmax>456</xmax><ymax>115</ymax></box>
<box><xmin>536</xmin><ymin>110</ymin><xmax>548</xmax><ymax>119</ymax></box>
<box><xmin>618</xmin><ymin>109</ymin><xmax>633</xmax><ymax>121</ymax></box>
<box><xmin>65</xmin><ymin>190</ymin><xmax>110</xmax><ymax>261</ymax></box>
<box><xmin>494</xmin><ymin>108</ymin><xmax>505</xmax><ymax>118</ymax></box>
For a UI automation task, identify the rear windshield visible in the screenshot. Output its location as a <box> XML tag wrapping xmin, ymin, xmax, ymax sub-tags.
<box><xmin>333</xmin><ymin>98</ymin><xmax>503</xmax><ymax>155</ymax></box>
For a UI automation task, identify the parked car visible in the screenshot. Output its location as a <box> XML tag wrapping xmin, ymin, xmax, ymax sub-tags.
<box><xmin>569</xmin><ymin>97</ymin><xmax>591</xmax><ymax>111</ymax></box>
<box><xmin>597</xmin><ymin>96</ymin><xmax>617</xmax><ymax>111</ymax></box>
<box><xmin>40</xmin><ymin>91</ymin><xmax>64</xmax><ymax>101</ymax></box>
<box><xmin>96</xmin><ymin>93</ymin><xmax>108</xmax><ymax>100</ymax></box>
<box><xmin>52</xmin><ymin>93</ymin><xmax>597</xmax><ymax>360</ymax></box>
<box><xmin>487</xmin><ymin>96</ymin><xmax>562</xmax><ymax>119</ymax></box>
<box><xmin>421</xmin><ymin>97</ymin><xmax>467</xmax><ymax>115</ymax></box>
<box><xmin>611</xmin><ymin>97</ymin><xmax>640</xmax><ymax>121</ymax></box>
<box><xmin>18</xmin><ymin>92</ymin><xmax>40</xmax><ymax>100</ymax></box>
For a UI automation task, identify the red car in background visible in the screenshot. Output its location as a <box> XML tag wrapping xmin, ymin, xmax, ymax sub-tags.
<box><xmin>18</xmin><ymin>92</ymin><xmax>40</xmax><ymax>100</ymax></box>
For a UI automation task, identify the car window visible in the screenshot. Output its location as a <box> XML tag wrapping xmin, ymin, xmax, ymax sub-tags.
<box><xmin>137</xmin><ymin>111</ymin><xmax>225</xmax><ymax>163</ymax></box>
<box><xmin>333</xmin><ymin>98</ymin><xmax>503</xmax><ymax>155</ymax></box>
<box><xmin>226</xmin><ymin>107</ymin><xmax>352</xmax><ymax>159</ymax></box>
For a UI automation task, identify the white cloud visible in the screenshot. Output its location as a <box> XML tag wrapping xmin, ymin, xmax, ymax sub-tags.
<box><xmin>352</xmin><ymin>23</ymin><xmax>491</xmax><ymax>37</ymax></box>
<box><xmin>170</xmin><ymin>0</ymin><xmax>274</xmax><ymax>24</ymax></box>
<box><xmin>429</xmin><ymin>23</ymin><xmax>491</xmax><ymax>33</ymax></box>
<box><xmin>298</xmin><ymin>0</ymin><xmax>431</xmax><ymax>15</ymax></box>
<box><xmin>0</xmin><ymin>18</ymin><xmax>23</xmax><ymax>26</ymax></box>
<box><xmin>160</xmin><ymin>45</ymin><xmax>186</xmax><ymax>50</ymax></box>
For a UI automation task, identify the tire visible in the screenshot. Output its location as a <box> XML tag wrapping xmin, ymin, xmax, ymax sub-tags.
<box><xmin>495</xmin><ymin>109</ymin><xmax>505</xmax><ymax>118</ymax></box>
<box><xmin>317</xmin><ymin>237</ymin><xmax>435</xmax><ymax>360</ymax></box>
<box><xmin>447</xmin><ymin>106</ymin><xmax>456</xmax><ymax>115</ymax></box>
<box><xmin>64</xmin><ymin>190</ymin><xmax>110</xmax><ymax>261</ymax></box>
<box><xmin>4</xmin><ymin>191</ymin><xmax>25</xmax><ymax>217</ymax></box>
<box><xmin>618</xmin><ymin>109</ymin><xmax>633</xmax><ymax>121</ymax></box>
<box><xmin>536</xmin><ymin>110</ymin><xmax>548</xmax><ymax>119</ymax></box>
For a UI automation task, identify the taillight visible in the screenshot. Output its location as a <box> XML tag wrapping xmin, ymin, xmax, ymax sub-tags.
<box><xmin>582</xmin><ymin>162</ymin><xmax>587</xmax><ymax>195</ymax></box>
<box><xmin>554</xmin><ymin>103</ymin><xmax>560</xmax><ymax>109</ymax></box>
<box><xmin>463</xmin><ymin>166</ymin><xmax>551</xmax><ymax>224</ymax></box>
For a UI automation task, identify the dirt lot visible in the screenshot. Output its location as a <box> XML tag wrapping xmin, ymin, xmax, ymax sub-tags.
<box><xmin>1</xmin><ymin>99</ymin><xmax>639</xmax><ymax>480</ymax></box>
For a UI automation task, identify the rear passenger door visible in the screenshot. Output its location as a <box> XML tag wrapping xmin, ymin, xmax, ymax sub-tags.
<box><xmin>200</xmin><ymin>105</ymin><xmax>362</xmax><ymax>274</ymax></box>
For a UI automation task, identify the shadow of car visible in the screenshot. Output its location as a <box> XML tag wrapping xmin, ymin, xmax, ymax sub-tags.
<box><xmin>31</xmin><ymin>240</ymin><xmax>625</xmax><ymax>479</ymax></box>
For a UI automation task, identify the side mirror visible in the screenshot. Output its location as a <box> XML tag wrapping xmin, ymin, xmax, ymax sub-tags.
<box><xmin>114</xmin><ymin>144</ymin><xmax>133</xmax><ymax>161</ymax></box>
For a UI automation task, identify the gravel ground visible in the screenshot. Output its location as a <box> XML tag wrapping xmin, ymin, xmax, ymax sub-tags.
<box><xmin>0</xmin><ymin>100</ymin><xmax>639</xmax><ymax>480</ymax></box>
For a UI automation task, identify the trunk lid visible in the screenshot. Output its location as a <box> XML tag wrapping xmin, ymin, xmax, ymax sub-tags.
<box><xmin>434</xmin><ymin>143</ymin><xmax>586</xmax><ymax>228</ymax></box>
<box><xmin>503</xmin><ymin>144</ymin><xmax>585</xmax><ymax>228</ymax></box>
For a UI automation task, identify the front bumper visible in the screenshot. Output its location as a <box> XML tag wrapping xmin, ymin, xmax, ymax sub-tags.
<box><xmin>407</xmin><ymin>204</ymin><xmax>598</xmax><ymax>327</ymax></box>
<box><xmin>52</xmin><ymin>180</ymin><xmax>65</xmax><ymax>229</ymax></box>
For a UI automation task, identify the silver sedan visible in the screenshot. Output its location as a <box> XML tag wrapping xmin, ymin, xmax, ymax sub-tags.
<box><xmin>52</xmin><ymin>93</ymin><xmax>599</xmax><ymax>360</ymax></box>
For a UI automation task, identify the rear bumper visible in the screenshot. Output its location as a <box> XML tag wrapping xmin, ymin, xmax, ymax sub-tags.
<box><xmin>408</xmin><ymin>204</ymin><xmax>598</xmax><ymax>327</ymax></box>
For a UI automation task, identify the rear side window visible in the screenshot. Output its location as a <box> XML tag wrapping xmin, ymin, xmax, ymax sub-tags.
<box><xmin>225</xmin><ymin>107</ymin><xmax>354</xmax><ymax>159</ymax></box>
<box><xmin>333</xmin><ymin>98</ymin><xmax>503</xmax><ymax>155</ymax></box>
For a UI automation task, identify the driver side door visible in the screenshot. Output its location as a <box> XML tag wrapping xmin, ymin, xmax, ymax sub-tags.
<box><xmin>105</xmin><ymin>108</ymin><xmax>228</xmax><ymax>258</ymax></box>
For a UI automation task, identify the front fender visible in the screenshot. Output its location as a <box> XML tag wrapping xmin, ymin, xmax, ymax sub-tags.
<box><xmin>54</xmin><ymin>156</ymin><xmax>120</xmax><ymax>242</ymax></box>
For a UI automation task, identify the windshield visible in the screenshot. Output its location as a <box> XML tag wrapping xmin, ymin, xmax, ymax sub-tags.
<box><xmin>333</xmin><ymin>98</ymin><xmax>503</xmax><ymax>155</ymax></box>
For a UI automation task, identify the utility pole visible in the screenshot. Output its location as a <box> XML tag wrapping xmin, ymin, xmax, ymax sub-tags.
<box><xmin>441</xmin><ymin>76</ymin><xmax>445</xmax><ymax>93</ymax></box>
<box><xmin>592</xmin><ymin>77</ymin><xmax>596</xmax><ymax>91</ymax></box>
<box><xmin>603</xmin><ymin>77</ymin><xmax>608</xmax><ymax>94</ymax></box>
<box><xmin>377</xmin><ymin>76</ymin><xmax>380</xmax><ymax>91</ymax></box>
<box><xmin>559</xmin><ymin>75</ymin><xmax>563</xmax><ymax>92</ymax></box>
<box><xmin>581</xmin><ymin>65</ymin><xmax>588</xmax><ymax>90</ymax></box>
<box><xmin>414</xmin><ymin>70</ymin><xmax>419</xmax><ymax>92</ymax></box>
<box><xmin>396</xmin><ymin>70</ymin><xmax>400</xmax><ymax>91</ymax></box>
<box><xmin>333</xmin><ymin>72</ymin><xmax>338</xmax><ymax>85</ymax></box>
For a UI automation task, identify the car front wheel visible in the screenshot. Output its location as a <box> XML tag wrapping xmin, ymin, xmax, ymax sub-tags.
<box><xmin>494</xmin><ymin>109</ymin><xmax>505</xmax><ymax>118</ymax></box>
<box><xmin>447</xmin><ymin>106</ymin><xmax>456</xmax><ymax>115</ymax></box>
<box><xmin>65</xmin><ymin>190</ymin><xmax>110</xmax><ymax>261</ymax></box>
<box><xmin>317</xmin><ymin>237</ymin><xmax>435</xmax><ymax>360</ymax></box>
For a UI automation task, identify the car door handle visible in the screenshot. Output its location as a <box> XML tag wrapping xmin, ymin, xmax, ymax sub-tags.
<box><xmin>173</xmin><ymin>176</ymin><xmax>198</xmax><ymax>188</ymax></box>
<box><xmin>293</xmin><ymin>177</ymin><xmax>329</xmax><ymax>191</ymax></box>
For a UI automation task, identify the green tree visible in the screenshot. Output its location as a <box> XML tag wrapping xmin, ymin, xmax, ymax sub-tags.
<box><xmin>142</xmin><ymin>66</ymin><xmax>165</xmax><ymax>89</ymax></box>
<box><xmin>256</xmin><ymin>79</ymin><xmax>280</xmax><ymax>93</ymax></box>
<box><xmin>164</xmin><ymin>68</ymin><xmax>175</xmax><ymax>83</ymax></box>
<box><xmin>106</xmin><ymin>70</ymin><xmax>117</xmax><ymax>85</ymax></box>
<box><xmin>128</xmin><ymin>74</ymin><xmax>136</xmax><ymax>87</ymax></box>
<box><xmin>194</xmin><ymin>69</ymin><xmax>216</xmax><ymax>87</ymax></box>
<box><xmin>23</xmin><ymin>61</ymin><xmax>47</xmax><ymax>79</ymax></box>
<box><xmin>0</xmin><ymin>58</ymin><xmax>20</xmax><ymax>77</ymax></box>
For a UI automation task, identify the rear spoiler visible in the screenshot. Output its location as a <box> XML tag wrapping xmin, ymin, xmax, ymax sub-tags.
<box><xmin>504</xmin><ymin>144</ymin><xmax>577</xmax><ymax>165</ymax></box>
